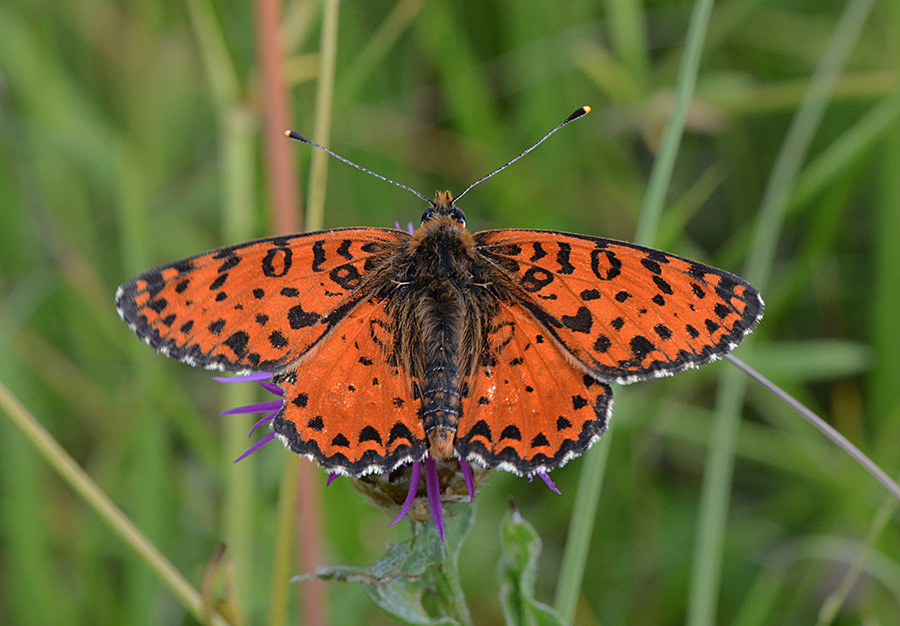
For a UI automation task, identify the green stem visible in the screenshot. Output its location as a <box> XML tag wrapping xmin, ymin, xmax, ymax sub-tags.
<box><xmin>266</xmin><ymin>455</ymin><xmax>300</xmax><ymax>626</ymax></box>
<box><xmin>634</xmin><ymin>0</ymin><xmax>715</xmax><ymax>246</ymax></box>
<box><xmin>305</xmin><ymin>0</ymin><xmax>340</xmax><ymax>233</ymax></box>
<box><xmin>553</xmin><ymin>427</ymin><xmax>613</xmax><ymax>621</ymax></box>
<box><xmin>0</xmin><ymin>379</ymin><xmax>230</xmax><ymax>626</ymax></box>
<box><xmin>438</xmin><ymin>526</ymin><xmax>474</xmax><ymax>626</ymax></box>
<box><xmin>556</xmin><ymin>1</ymin><xmax>715</xmax><ymax>622</ymax></box>
<box><xmin>686</xmin><ymin>1</ymin><xmax>877</xmax><ymax>624</ymax></box>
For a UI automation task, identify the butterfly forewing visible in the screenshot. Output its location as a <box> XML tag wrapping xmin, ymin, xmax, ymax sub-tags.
<box><xmin>116</xmin><ymin>228</ymin><xmax>408</xmax><ymax>373</ymax></box>
<box><xmin>474</xmin><ymin>229</ymin><xmax>763</xmax><ymax>384</ymax></box>
<box><xmin>456</xmin><ymin>301</ymin><xmax>612</xmax><ymax>475</ymax></box>
<box><xmin>272</xmin><ymin>300</ymin><xmax>427</xmax><ymax>475</ymax></box>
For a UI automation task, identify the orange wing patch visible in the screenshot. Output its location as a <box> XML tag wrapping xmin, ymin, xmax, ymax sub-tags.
<box><xmin>116</xmin><ymin>228</ymin><xmax>407</xmax><ymax>373</ymax></box>
<box><xmin>455</xmin><ymin>302</ymin><xmax>612</xmax><ymax>475</ymax></box>
<box><xmin>272</xmin><ymin>300</ymin><xmax>427</xmax><ymax>475</ymax></box>
<box><xmin>475</xmin><ymin>229</ymin><xmax>763</xmax><ymax>384</ymax></box>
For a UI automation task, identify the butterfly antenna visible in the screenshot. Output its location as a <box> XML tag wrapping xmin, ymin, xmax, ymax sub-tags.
<box><xmin>454</xmin><ymin>105</ymin><xmax>591</xmax><ymax>202</ymax></box>
<box><xmin>284</xmin><ymin>130</ymin><xmax>432</xmax><ymax>205</ymax></box>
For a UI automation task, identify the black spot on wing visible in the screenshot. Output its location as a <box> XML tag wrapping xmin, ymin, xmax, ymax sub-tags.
<box><xmin>359</xmin><ymin>426</ymin><xmax>382</xmax><ymax>444</ymax></box>
<box><xmin>652</xmin><ymin>275</ymin><xmax>673</xmax><ymax>295</ymax></box>
<box><xmin>224</xmin><ymin>331</ymin><xmax>249</xmax><ymax>357</ymax></box>
<box><xmin>556</xmin><ymin>242</ymin><xmax>574</xmax><ymax>274</ymax></box>
<box><xmin>311</xmin><ymin>240</ymin><xmax>327</xmax><ymax>272</ymax></box>
<box><xmin>269</xmin><ymin>330</ymin><xmax>288</xmax><ymax>348</ymax></box>
<box><xmin>210</xmin><ymin>274</ymin><xmax>228</xmax><ymax>290</ymax></box>
<box><xmin>593</xmin><ymin>334</ymin><xmax>611</xmax><ymax>353</ymax></box>
<box><xmin>714</xmin><ymin>303</ymin><xmax>731</xmax><ymax>319</ymax></box>
<box><xmin>641</xmin><ymin>258</ymin><xmax>662</xmax><ymax>275</ymax></box>
<box><xmin>521</xmin><ymin>267</ymin><xmax>554</xmax><ymax>292</ymax></box>
<box><xmin>630</xmin><ymin>335</ymin><xmax>654</xmax><ymax>360</ymax></box>
<box><xmin>307</xmin><ymin>416</ymin><xmax>324</xmax><ymax>431</ymax></box>
<box><xmin>572</xmin><ymin>395</ymin><xmax>588</xmax><ymax>410</ymax></box>
<box><xmin>561</xmin><ymin>306</ymin><xmax>593</xmax><ymax>334</ymax></box>
<box><xmin>288</xmin><ymin>304</ymin><xmax>320</xmax><ymax>329</ymax></box>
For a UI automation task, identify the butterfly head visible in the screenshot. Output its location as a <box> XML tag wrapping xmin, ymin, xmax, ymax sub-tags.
<box><xmin>421</xmin><ymin>191</ymin><xmax>466</xmax><ymax>227</ymax></box>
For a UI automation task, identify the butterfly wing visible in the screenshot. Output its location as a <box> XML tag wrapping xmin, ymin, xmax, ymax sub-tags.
<box><xmin>455</xmin><ymin>301</ymin><xmax>612</xmax><ymax>475</ymax></box>
<box><xmin>116</xmin><ymin>228</ymin><xmax>407</xmax><ymax>373</ymax></box>
<box><xmin>474</xmin><ymin>229</ymin><xmax>763</xmax><ymax>384</ymax></box>
<box><xmin>272</xmin><ymin>299</ymin><xmax>427</xmax><ymax>476</ymax></box>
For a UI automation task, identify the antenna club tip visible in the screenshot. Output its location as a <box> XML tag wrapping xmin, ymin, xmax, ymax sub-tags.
<box><xmin>564</xmin><ymin>106</ymin><xmax>592</xmax><ymax>123</ymax></box>
<box><xmin>285</xmin><ymin>130</ymin><xmax>308</xmax><ymax>142</ymax></box>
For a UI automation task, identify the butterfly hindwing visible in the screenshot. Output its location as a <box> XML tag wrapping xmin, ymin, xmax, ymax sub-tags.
<box><xmin>455</xmin><ymin>302</ymin><xmax>612</xmax><ymax>475</ymax></box>
<box><xmin>116</xmin><ymin>228</ymin><xmax>407</xmax><ymax>373</ymax></box>
<box><xmin>272</xmin><ymin>300</ymin><xmax>427</xmax><ymax>475</ymax></box>
<box><xmin>475</xmin><ymin>229</ymin><xmax>763</xmax><ymax>383</ymax></box>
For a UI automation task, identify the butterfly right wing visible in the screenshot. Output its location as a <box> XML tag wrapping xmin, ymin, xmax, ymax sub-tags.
<box><xmin>456</xmin><ymin>301</ymin><xmax>612</xmax><ymax>476</ymax></box>
<box><xmin>116</xmin><ymin>228</ymin><xmax>407</xmax><ymax>373</ymax></box>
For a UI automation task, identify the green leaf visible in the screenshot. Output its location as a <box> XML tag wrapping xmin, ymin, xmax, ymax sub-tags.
<box><xmin>498</xmin><ymin>503</ymin><xmax>567</xmax><ymax>626</ymax></box>
<box><xmin>297</xmin><ymin>504</ymin><xmax>475</xmax><ymax>626</ymax></box>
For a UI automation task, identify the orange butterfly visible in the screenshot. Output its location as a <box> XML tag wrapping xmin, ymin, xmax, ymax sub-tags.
<box><xmin>116</xmin><ymin>107</ymin><xmax>762</xmax><ymax>520</ymax></box>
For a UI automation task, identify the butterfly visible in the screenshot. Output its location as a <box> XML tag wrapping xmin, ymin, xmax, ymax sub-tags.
<box><xmin>116</xmin><ymin>107</ymin><xmax>763</xmax><ymax>480</ymax></box>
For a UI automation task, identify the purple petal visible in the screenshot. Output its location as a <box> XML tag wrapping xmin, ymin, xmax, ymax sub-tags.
<box><xmin>213</xmin><ymin>373</ymin><xmax>273</xmax><ymax>383</ymax></box>
<box><xmin>425</xmin><ymin>457</ymin><xmax>444</xmax><ymax>541</ymax></box>
<box><xmin>219</xmin><ymin>400</ymin><xmax>283</xmax><ymax>416</ymax></box>
<box><xmin>459</xmin><ymin>457</ymin><xmax>475</xmax><ymax>503</ymax></box>
<box><xmin>326</xmin><ymin>473</ymin><xmax>340</xmax><ymax>487</ymax></box>
<box><xmin>389</xmin><ymin>461</ymin><xmax>422</xmax><ymax>527</ymax></box>
<box><xmin>394</xmin><ymin>221</ymin><xmax>402</xmax><ymax>231</ymax></box>
<box><xmin>538</xmin><ymin>472</ymin><xmax>561</xmax><ymax>495</ymax></box>
<box><xmin>258</xmin><ymin>381</ymin><xmax>284</xmax><ymax>396</ymax></box>
<box><xmin>234</xmin><ymin>432</ymin><xmax>276</xmax><ymax>462</ymax></box>
<box><xmin>406</xmin><ymin>222</ymin><xmax>414</xmax><ymax>235</ymax></box>
<box><xmin>248</xmin><ymin>412</ymin><xmax>278</xmax><ymax>438</ymax></box>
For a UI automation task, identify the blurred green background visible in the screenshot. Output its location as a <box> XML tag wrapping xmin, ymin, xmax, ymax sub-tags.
<box><xmin>2</xmin><ymin>0</ymin><xmax>900</xmax><ymax>624</ymax></box>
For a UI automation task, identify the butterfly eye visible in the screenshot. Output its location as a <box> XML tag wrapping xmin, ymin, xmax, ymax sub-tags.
<box><xmin>450</xmin><ymin>206</ymin><xmax>466</xmax><ymax>226</ymax></box>
<box><xmin>420</xmin><ymin>207</ymin><xmax>436</xmax><ymax>225</ymax></box>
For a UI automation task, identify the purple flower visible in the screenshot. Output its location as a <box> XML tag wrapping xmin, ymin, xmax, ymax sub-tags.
<box><xmin>216</xmin><ymin>370</ymin><xmax>560</xmax><ymax>541</ymax></box>
<box><xmin>214</xmin><ymin>372</ymin><xmax>282</xmax><ymax>461</ymax></box>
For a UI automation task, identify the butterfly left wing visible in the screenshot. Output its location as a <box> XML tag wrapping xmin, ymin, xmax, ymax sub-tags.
<box><xmin>116</xmin><ymin>228</ymin><xmax>407</xmax><ymax>373</ymax></box>
<box><xmin>474</xmin><ymin>229</ymin><xmax>763</xmax><ymax>384</ymax></box>
<box><xmin>456</xmin><ymin>301</ymin><xmax>612</xmax><ymax>475</ymax></box>
<box><xmin>272</xmin><ymin>299</ymin><xmax>427</xmax><ymax>476</ymax></box>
